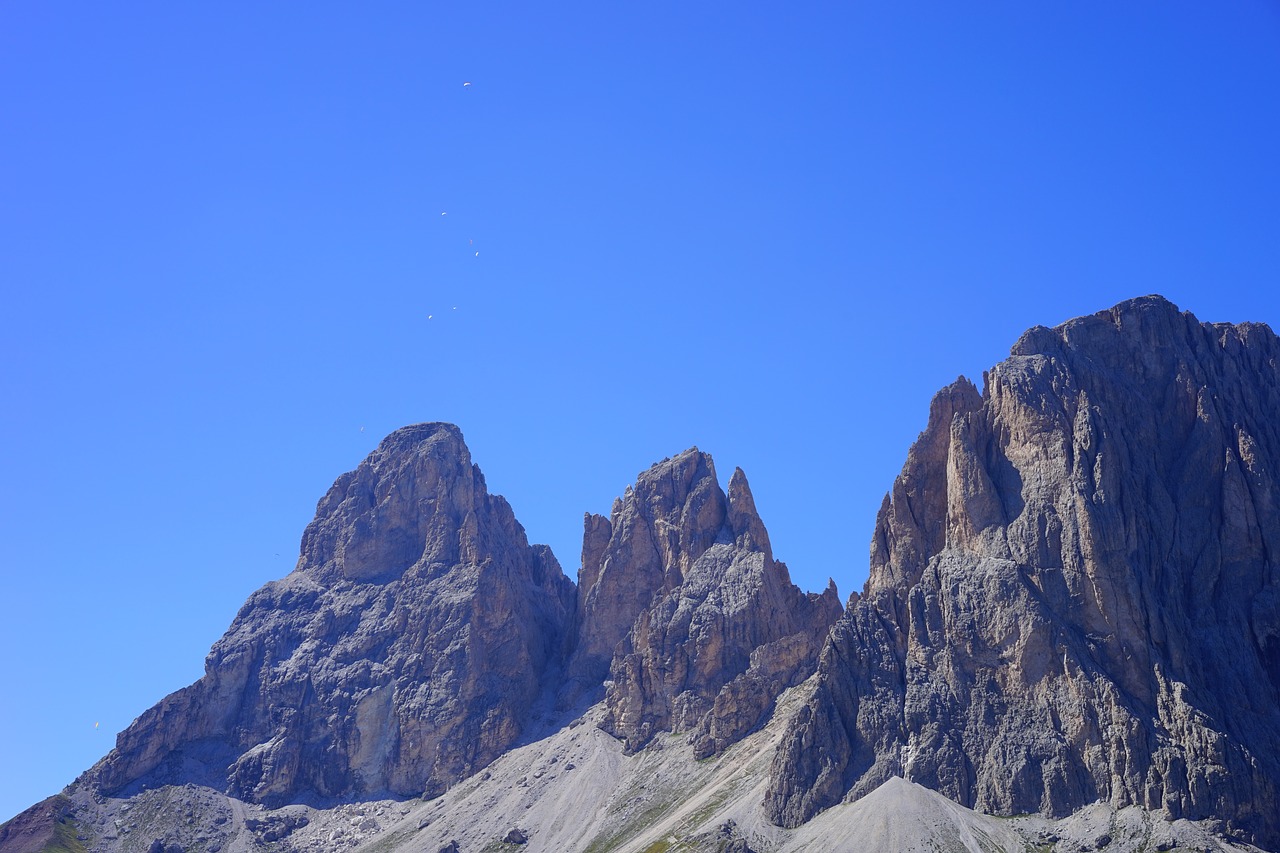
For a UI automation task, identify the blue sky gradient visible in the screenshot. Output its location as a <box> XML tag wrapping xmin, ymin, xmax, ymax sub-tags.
<box><xmin>3</xmin><ymin>1</ymin><xmax>1279</xmax><ymax>821</ymax></box>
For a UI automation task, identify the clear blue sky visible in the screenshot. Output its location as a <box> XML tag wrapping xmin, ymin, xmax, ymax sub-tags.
<box><xmin>3</xmin><ymin>1</ymin><xmax>1279</xmax><ymax>822</ymax></box>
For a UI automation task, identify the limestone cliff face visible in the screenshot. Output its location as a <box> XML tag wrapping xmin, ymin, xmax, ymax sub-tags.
<box><xmin>570</xmin><ymin>448</ymin><xmax>728</xmax><ymax>693</ymax></box>
<box><xmin>95</xmin><ymin>423</ymin><xmax>576</xmax><ymax>804</ymax></box>
<box><xmin>765</xmin><ymin>296</ymin><xmax>1280</xmax><ymax>847</ymax></box>
<box><xmin>572</xmin><ymin>449</ymin><xmax>842</xmax><ymax>755</ymax></box>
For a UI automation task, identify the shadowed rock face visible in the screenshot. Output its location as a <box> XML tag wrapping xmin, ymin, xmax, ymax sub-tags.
<box><xmin>572</xmin><ymin>449</ymin><xmax>842</xmax><ymax>754</ymax></box>
<box><xmin>95</xmin><ymin>423</ymin><xmax>576</xmax><ymax>804</ymax></box>
<box><xmin>765</xmin><ymin>296</ymin><xmax>1280</xmax><ymax>848</ymax></box>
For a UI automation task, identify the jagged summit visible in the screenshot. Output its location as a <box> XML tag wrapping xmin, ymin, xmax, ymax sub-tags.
<box><xmin>4</xmin><ymin>296</ymin><xmax>1279</xmax><ymax>852</ymax></box>
<box><xmin>577</xmin><ymin>450</ymin><xmax>842</xmax><ymax>754</ymax></box>
<box><xmin>571</xmin><ymin>446</ymin><xmax>726</xmax><ymax>688</ymax></box>
<box><xmin>84</xmin><ymin>428</ymin><xmax>837</xmax><ymax>815</ymax></box>
<box><xmin>767</xmin><ymin>295</ymin><xmax>1280</xmax><ymax>847</ymax></box>
<box><xmin>95</xmin><ymin>421</ymin><xmax>577</xmax><ymax>804</ymax></box>
<box><xmin>298</xmin><ymin>421</ymin><xmax>494</xmax><ymax>584</ymax></box>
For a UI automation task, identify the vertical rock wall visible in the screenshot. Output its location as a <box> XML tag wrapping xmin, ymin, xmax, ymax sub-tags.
<box><xmin>766</xmin><ymin>296</ymin><xmax>1280</xmax><ymax>848</ymax></box>
<box><xmin>571</xmin><ymin>450</ymin><xmax>842</xmax><ymax>755</ymax></box>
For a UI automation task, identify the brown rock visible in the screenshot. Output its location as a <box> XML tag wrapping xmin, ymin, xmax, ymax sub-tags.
<box><xmin>0</xmin><ymin>795</ymin><xmax>72</xmax><ymax>853</ymax></box>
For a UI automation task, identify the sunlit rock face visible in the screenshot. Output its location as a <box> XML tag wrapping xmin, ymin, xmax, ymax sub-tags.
<box><xmin>96</xmin><ymin>423</ymin><xmax>576</xmax><ymax>803</ymax></box>
<box><xmin>11</xmin><ymin>295</ymin><xmax>1277</xmax><ymax>853</ymax></box>
<box><xmin>90</xmin><ymin>427</ymin><xmax>842</xmax><ymax>811</ymax></box>
<box><xmin>572</xmin><ymin>450</ymin><xmax>842</xmax><ymax>754</ymax></box>
<box><xmin>766</xmin><ymin>296</ymin><xmax>1280</xmax><ymax>848</ymax></box>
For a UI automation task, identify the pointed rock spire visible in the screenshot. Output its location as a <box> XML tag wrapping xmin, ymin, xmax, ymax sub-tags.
<box><xmin>574</xmin><ymin>452</ymin><xmax>841</xmax><ymax>754</ymax></box>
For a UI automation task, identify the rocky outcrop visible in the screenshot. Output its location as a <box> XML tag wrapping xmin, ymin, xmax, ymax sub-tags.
<box><xmin>6</xmin><ymin>295</ymin><xmax>1278</xmax><ymax>853</ymax></box>
<box><xmin>94</xmin><ymin>423</ymin><xmax>576</xmax><ymax>804</ymax></box>
<box><xmin>85</xmin><ymin>429</ymin><xmax>840</xmax><ymax>810</ymax></box>
<box><xmin>569</xmin><ymin>448</ymin><xmax>729</xmax><ymax>693</ymax></box>
<box><xmin>766</xmin><ymin>296</ymin><xmax>1280</xmax><ymax>848</ymax></box>
<box><xmin>574</xmin><ymin>449</ymin><xmax>842</xmax><ymax>754</ymax></box>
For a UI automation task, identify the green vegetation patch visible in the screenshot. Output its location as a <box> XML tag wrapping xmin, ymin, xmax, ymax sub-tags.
<box><xmin>41</xmin><ymin>815</ymin><xmax>88</xmax><ymax>853</ymax></box>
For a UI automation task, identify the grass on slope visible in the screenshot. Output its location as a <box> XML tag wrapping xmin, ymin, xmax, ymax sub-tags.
<box><xmin>40</xmin><ymin>814</ymin><xmax>88</xmax><ymax>853</ymax></box>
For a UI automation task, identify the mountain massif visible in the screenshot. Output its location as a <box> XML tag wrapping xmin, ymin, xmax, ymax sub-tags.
<box><xmin>3</xmin><ymin>295</ymin><xmax>1278</xmax><ymax>853</ymax></box>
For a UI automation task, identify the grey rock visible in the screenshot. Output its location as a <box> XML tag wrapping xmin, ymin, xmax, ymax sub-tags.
<box><xmin>585</xmin><ymin>452</ymin><xmax>841</xmax><ymax>753</ymax></box>
<box><xmin>245</xmin><ymin>813</ymin><xmax>308</xmax><ymax>843</ymax></box>
<box><xmin>766</xmin><ymin>296</ymin><xmax>1280</xmax><ymax>848</ymax></box>
<box><xmin>145</xmin><ymin>843</ymin><xmax>182</xmax><ymax>853</ymax></box>
<box><xmin>569</xmin><ymin>448</ymin><xmax>728</xmax><ymax>694</ymax></box>
<box><xmin>714</xmin><ymin>818</ymin><xmax>756</xmax><ymax>853</ymax></box>
<box><xmin>5</xmin><ymin>296</ymin><xmax>1275</xmax><ymax>853</ymax></box>
<box><xmin>93</xmin><ymin>423</ymin><xmax>576</xmax><ymax>804</ymax></box>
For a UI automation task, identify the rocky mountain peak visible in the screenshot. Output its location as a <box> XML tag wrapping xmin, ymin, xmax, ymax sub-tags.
<box><xmin>6</xmin><ymin>297</ymin><xmax>1279</xmax><ymax>853</ymax></box>
<box><xmin>93</xmin><ymin>423</ymin><xmax>576</xmax><ymax>805</ymax></box>
<box><xmin>298</xmin><ymin>422</ymin><xmax>496</xmax><ymax>584</ymax></box>
<box><xmin>727</xmin><ymin>466</ymin><xmax>771</xmax><ymax>556</ymax></box>
<box><xmin>867</xmin><ymin>375</ymin><xmax>983</xmax><ymax>602</ymax></box>
<box><xmin>569</xmin><ymin>447</ymin><xmax>728</xmax><ymax>688</ymax></box>
<box><xmin>574</xmin><ymin>454</ymin><xmax>841</xmax><ymax>755</ymax></box>
<box><xmin>766</xmin><ymin>297</ymin><xmax>1280</xmax><ymax>848</ymax></box>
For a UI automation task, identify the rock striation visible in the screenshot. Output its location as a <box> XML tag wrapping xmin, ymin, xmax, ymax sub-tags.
<box><xmin>572</xmin><ymin>450</ymin><xmax>841</xmax><ymax>754</ymax></box>
<box><xmin>94</xmin><ymin>423</ymin><xmax>576</xmax><ymax>804</ymax></box>
<box><xmin>764</xmin><ymin>296</ymin><xmax>1280</xmax><ymax>848</ymax></box>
